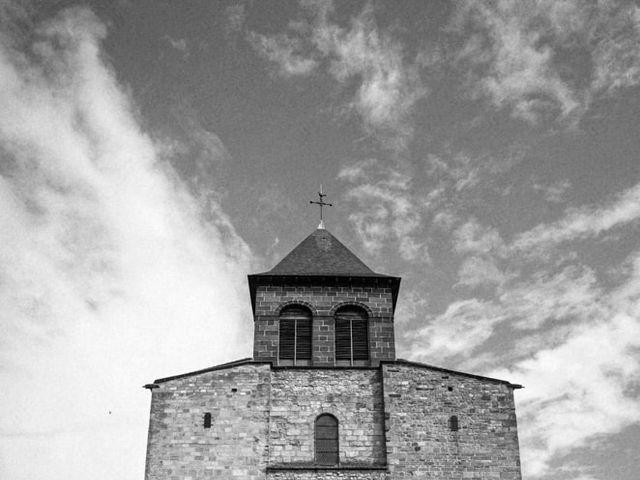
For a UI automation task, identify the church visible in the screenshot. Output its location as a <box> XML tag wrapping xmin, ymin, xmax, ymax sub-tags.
<box><xmin>143</xmin><ymin>223</ymin><xmax>523</xmax><ymax>479</ymax></box>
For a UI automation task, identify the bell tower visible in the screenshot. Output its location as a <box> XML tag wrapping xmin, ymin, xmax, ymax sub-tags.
<box><xmin>248</xmin><ymin>226</ymin><xmax>401</xmax><ymax>367</ymax></box>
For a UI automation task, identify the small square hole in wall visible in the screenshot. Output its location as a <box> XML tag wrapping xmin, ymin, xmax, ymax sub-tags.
<box><xmin>448</xmin><ymin>386</ymin><xmax>453</xmax><ymax>392</ymax></box>
<box><xmin>231</xmin><ymin>388</ymin><xmax>237</xmax><ymax>393</ymax></box>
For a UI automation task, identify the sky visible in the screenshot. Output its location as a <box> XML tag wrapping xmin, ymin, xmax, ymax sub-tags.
<box><xmin>0</xmin><ymin>1</ymin><xmax>639</xmax><ymax>479</ymax></box>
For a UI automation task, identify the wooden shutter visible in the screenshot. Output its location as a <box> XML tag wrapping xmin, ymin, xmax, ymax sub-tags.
<box><xmin>351</xmin><ymin>318</ymin><xmax>368</xmax><ymax>360</ymax></box>
<box><xmin>278</xmin><ymin>319</ymin><xmax>295</xmax><ymax>359</ymax></box>
<box><xmin>334</xmin><ymin>318</ymin><xmax>351</xmax><ymax>360</ymax></box>
<box><xmin>315</xmin><ymin>414</ymin><xmax>338</xmax><ymax>465</ymax></box>
<box><xmin>296</xmin><ymin>317</ymin><xmax>312</xmax><ymax>360</ymax></box>
<box><xmin>279</xmin><ymin>306</ymin><xmax>311</xmax><ymax>361</ymax></box>
<box><xmin>334</xmin><ymin>306</ymin><xmax>369</xmax><ymax>363</ymax></box>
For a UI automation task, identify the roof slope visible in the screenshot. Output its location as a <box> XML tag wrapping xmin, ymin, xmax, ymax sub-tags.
<box><xmin>261</xmin><ymin>228</ymin><xmax>382</xmax><ymax>276</ymax></box>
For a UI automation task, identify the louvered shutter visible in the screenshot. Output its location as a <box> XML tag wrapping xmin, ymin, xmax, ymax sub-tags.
<box><xmin>334</xmin><ymin>306</ymin><xmax>369</xmax><ymax>363</ymax></box>
<box><xmin>279</xmin><ymin>319</ymin><xmax>295</xmax><ymax>359</ymax></box>
<box><xmin>315</xmin><ymin>414</ymin><xmax>338</xmax><ymax>465</ymax></box>
<box><xmin>334</xmin><ymin>317</ymin><xmax>351</xmax><ymax>360</ymax></box>
<box><xmin>351</xmin><ymin>318</ymin><xmax>369</xmax><ymax>360</ymax></box>
<box><xmin>296</xmin><ymin>317</ymin><xmax>312</xmax><ymax>359</ymax></box>
<box><xmin>279</xmin><ymin>306</ymin><xmax>312</xmax><ymax>361</ymax></box>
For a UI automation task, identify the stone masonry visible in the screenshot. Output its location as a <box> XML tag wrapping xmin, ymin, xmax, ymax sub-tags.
<box><xmin>144</xmin><ymin>363</ymin><xmax>271</xmax><ymax>480</ymax></box>
<box><xmin>144</xmin><ymin>227</ymin><xmax>522</xmax><ymax>479</ymax></box>
<box><xmin>144</xmin><ymin>361</ymin><xmax>521</xmax><ymax>479</ymax></box>
<box><xmin>253</xmin><ymin>284</ymin><xmax>395</xmax><ymax>366</ymax></box>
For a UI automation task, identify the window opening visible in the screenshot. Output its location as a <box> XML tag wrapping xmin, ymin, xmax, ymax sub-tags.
<box><xmin>203</xmin><ymin>412</ymin><xmax>212</xmax><ymax>429</ymax></box>
<box><xmin>279</xmin><ymin>305</ymin><xmax>312</xmax><ymax>364</ymax></box>
<box><xmin>315</xmin><ymin>414</ymin><xmax>339</xmax><ymax>465</ymax></box>
<box><xmin>335</xmin><ymin>306</ymin><xmax>368</xmax><ymax>364</ymax></box>
<box><xmin>449</xmin><ymin>415</ymin><xmax>459</xmax><ymax>431</ymax></box>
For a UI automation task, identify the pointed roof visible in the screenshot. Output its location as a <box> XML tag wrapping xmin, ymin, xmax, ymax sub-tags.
<box><xmin>264</xmin><ymin>227</ymin><xmax>383</xmax><ymax>277</ymax></box>
<box><xmin>247</xmin><ymin>226</ymin><xmax>401</xmax><ymax>314</ymax></box>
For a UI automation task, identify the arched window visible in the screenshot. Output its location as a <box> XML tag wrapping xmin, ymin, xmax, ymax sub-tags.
<box><xmin>449</xmin><ymin>415</ymin><xmax>459</xmax><ymax>432</ymax></box>
<box><xmin>315</xmin><ymin>414</ymin><xmax>339</xmax><ymax>465</ymax></box>
<box><xmin>335</xmin><ymin>305</ymin><xmax>369</xmax><ymax>365</ymax></box>
<box><xmin>279</xmin><ymin>305</ymin><xmax>312</xmax><ymax>365</ymax></box>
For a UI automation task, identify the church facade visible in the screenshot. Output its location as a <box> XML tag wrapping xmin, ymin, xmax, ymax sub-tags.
<box><xmin>144</xmin><ymin>227</ymin><xmax>522</xmax><ymax>479</ymax></box>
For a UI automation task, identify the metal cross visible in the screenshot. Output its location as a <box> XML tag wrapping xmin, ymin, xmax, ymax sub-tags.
<box><xmin>309</xmin><ymin>185</ymin><xmax>332</xmax><ymax>228</ymax></box>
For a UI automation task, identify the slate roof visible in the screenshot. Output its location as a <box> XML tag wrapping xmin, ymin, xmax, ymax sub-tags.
<box><xmin>247</xmin><ymin>227</ymin><xmax>401</xmax><ymax>315</ymax></box>
<box><xmin>256</xmin><ymin>227</ymin><xmax>389</xmax><ymax>277</ymax></box>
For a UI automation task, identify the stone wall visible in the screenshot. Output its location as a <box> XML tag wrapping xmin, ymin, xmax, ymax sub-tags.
<box><xmin>382</xmin><ymin>363</ymin><xmax>522</xmax><ymax>480</ymax></box>
<box><xmin>144</xmin><ymin>362</ymin><xmax>522</xmax><ymax>480</ymax></box>
<box><xmin>312</xmin><ymin>316</ymin><xmax>334</xmax><ymax>365</ymax></box>
<box><xmin>254</xmin><ymin>284</ymin><xmax>394</xmax><ymax>317</ymax></box>
<box><xmin>253</xmin><ymin>284</ymin><xmax>395</xmax><ymax>365</ymax></box>
<box><xmin>144</xmin><ymin>364</ymin><xmax>271</xmax><ymax>480</ymax></box>
<box><xmin>269</xmin><ymin>368</ymin><xmax>386</xmax><ymax>467</ymax></box>
<box><xmin>267</xmin><ymin>469</ymin><xmax>389</xmax><ymax>480</ymax></box>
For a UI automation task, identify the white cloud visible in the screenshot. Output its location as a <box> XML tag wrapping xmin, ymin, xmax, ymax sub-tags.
<box><xmin>513</xmin><ymin>181</ymin><xmax>640</xmax><ymax>251</ymax></box>
<box><xmin>248</xmin><ymin>1</ymin><xmax>426</xmax><ymax>150</ymax></box>
<box><xmin>248</xmin><ymin>31</ymin><xmax>318</xmax><ymax>76</ymax></box>
<box><xmin>338</xmin><ymin>159</ymin><xmax>426</xmax><ymax>261</ymax></box>
<box><xmin>453</xmin><ymin>218</ymin><xmax>506</xmax><ymax>255</ymax></box>
<box><xmin>408</xmin><ymin>240</ymin><xmax>640</xmax><ymax>478</ymax></box>
<box><xmin>591</xmin><ymin>2</ymin><xmax>640</xmax><ymax>95</ymax></box>
<box><xmin>224</xmin><ymin>3</ymin><xmax>246</xmax><ymax>38</ymax></box>
<box><xmin>456</xmin><ymin>255</ymin><xmax>508</xmax><ymax>288</ymax></box>
<box><xmin>454</xmin><ymin>0</ymin><xmax>583</xmax><ymax>124</ymax></box>
<box><xmin>415</xmin><ymin>193</ymin><xmax>640</xmax><ymax>478</ymax></box>
<box><xmin>491</xmin><ymin>312</ymin><xmax>640</xmax><ymax>478</ymax></box>
<box><xmin>314</xmin><ymin>3</ymin><xmax>425</xmax><ymax>148</ymax></box>
<box><xmin>163</xmin><ymin>35</ymin><xmax>187</xmax><ymax>54</ymax></box>
<box><xmin>453</xmin><ymin>0</ymin><xmax>640</xmax><ymax>124</ymax></box>
<box><xmin>408</xmin><ymin>255</ymin><xmax>607</xmax><ymax>363</ymax></box>
<box><xmin>409</xmin><ymin>298</ymin><xmax>503</xmax><ymax>360</ymax></box>
<box><xmin>533</xmin><ymin>179</ymin><xmax>572</xmax><ymax>203</ymax></box>
<box><xmin>0</xmin><ymin>7</ymin><xmax>252</xmax><ymax>480</ymax></box>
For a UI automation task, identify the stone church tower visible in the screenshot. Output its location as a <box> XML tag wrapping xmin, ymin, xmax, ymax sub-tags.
<box><xmin>144</xmin><ymin>226</ymin><xmax>522</xmax><ymax>479</ymax></box>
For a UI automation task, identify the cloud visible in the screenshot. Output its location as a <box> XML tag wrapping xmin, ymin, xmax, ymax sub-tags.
<box><xmin>453</xmin><ymin>0</ymin><xmax>640</xmax><ymax>124</ymax></box>
<box><xmin>409</xmin><ymin>262</ymin><xmax>605</xmax><ymax>361</ymax></box>
<box><xmin>409</xmin><ymin>298</ymin><xmax>503</xmax><ymax>360</ymax></box>
<box><xmin>491</xmin><ymin>311</ymin><xmax>640</xmax><ymax>478</ymax></box>
<box><xmin>224</xmin><ymin>3</ymin><xmax>246</xmax><ymax>38</ymax></box>
<box><xmin>0</xmin><ymin>7</ymin><xmax>252</xmax><ymax>480</ymax></box>
<box><xmin>453</xmin><ymin>1</ymin><xmax>583</xmax><ymax>124</ymax></box>
<box><xmin>248</xmin><ymin>1</ymin><xmax>426</xmax><ymax>150</ymax></box>
<box><xmin>453</xmin><ymin>218</ymin><xmax>506</xmax><ymax>255</ymax></box>
<box><xmin>408</xmin><ymin>236</ymin><xmax>639</xmax><ymax>479</ymax></box>
<box><xmin>248</xmin><ymin>31</ymin><xmax>319</xmax><ymax>76</ymax></box>
<box><xmin>338</xmin><ymin>159</ymin><xmax>426</xmax><ymax>261</ymax></box>
<box><xmin>591</xmin><ymin>2</ymin><xmax>640</xmax><ymax>95</ymax></box>
<box><xmin>513</xmin><ymin>181</ymin><xmax>640</xmax><ymax>252</ymax></box>
<box><xmin>456</xmin><ymin>255</ymin><xmax>508</xmax><ymax>288</ymax></box>
<box><xmin>312</xmin><ymin>3</ymin><xmax>425</xmax><ymax>149</ymax></box>
<box><xmin>163</xmin><ymin>35</ymin><xmax>188</xmax><ymax>54</ymax></box>
<box><xmin>533</xmin><ymin>179</ymin><xmax>572</xmax><ymax>203</ymax></box>
<box><xmin>410</xmin><ymin>177</ymin><xmax>640</xmax><ymax>477</ymax></box>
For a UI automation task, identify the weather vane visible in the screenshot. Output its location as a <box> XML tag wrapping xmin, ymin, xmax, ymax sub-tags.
<box><xmin>309</xmin><ymin>185</ymin><xmax>332</xmax><ymax>229</ymax></box>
